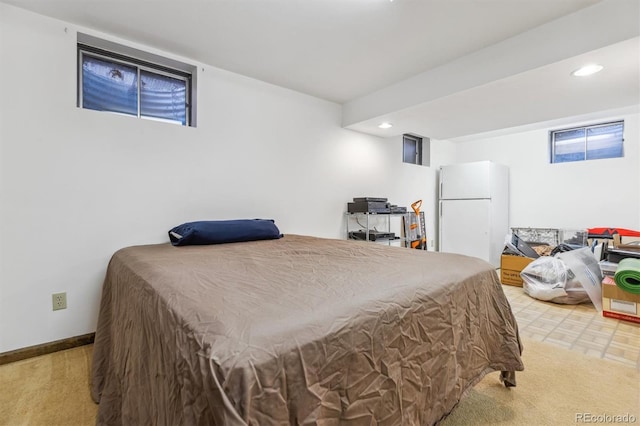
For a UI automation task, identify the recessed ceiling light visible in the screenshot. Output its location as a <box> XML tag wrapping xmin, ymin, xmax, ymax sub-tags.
<box><xmin>378</xmin><ymin>122</ymin><xmax>393</xmax><ymax>129</ymax></box>
<box><xmin>572</xmin><ymin>64</ymin><xmax>604</xmax><ymax>77</ymax></box>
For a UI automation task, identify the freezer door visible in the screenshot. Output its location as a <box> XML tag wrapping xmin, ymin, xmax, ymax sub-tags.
<box><xmin>440</xmin><ymin>161</ymin><xmax>491</xmax><ymax>200</ymax></box>
<box><xmin>439</xmin><ymin>199</ymin><xmax>491</xmax><ymax>263</ymax></box>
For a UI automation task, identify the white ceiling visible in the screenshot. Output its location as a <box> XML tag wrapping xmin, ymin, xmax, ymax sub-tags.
<box><xmin>3</xmin><ymin>0</ymin><xmax>639</xmax><ymax>140</ymax></box>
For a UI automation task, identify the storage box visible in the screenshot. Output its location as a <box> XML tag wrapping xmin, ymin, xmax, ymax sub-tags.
<box><xmin>598</xmin><ymin>260</ymin><xmax>618</xmax><ymax>277</ymax></box>
<box><xmin>602</xmin><ymin>276</ymin><xmax>640</xmax><ymax>324</ymax></box>
<box><xmin>561</xmin><ymin>229</ymin><xmax>588</xmax><ymax>246</ymax></box>
<box><xmin>511</xmin><ymin>228</ymin><xmax>559</xmax><ymax>246</ymax></box>
<box><xmin>500</xmin><ymin>254</ymin><xmax>535</xmax><ymax>286</ymax></box>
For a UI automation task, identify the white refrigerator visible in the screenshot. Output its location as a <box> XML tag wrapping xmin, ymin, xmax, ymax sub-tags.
<box><xmin>438</xmin><ymin>161</ymin><xmax>509</xmax><ymax>268</ymax></box>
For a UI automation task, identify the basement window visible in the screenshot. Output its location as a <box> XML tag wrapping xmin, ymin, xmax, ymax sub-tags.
<box><xmin>77</xmin><ymin>33</ymin><xmax>196</xmax><ymax>127</ymax></box>
<box><xmin>550</xmin><ymin>121</ymin><xmax>624</xmax><ymax>163</ymax></box>
<box><xmin>403</xmin><ymin>134</ymin><xmax>430</xmax><ymax>166</ymax></box>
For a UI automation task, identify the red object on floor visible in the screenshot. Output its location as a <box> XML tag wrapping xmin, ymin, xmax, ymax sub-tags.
<box><xmin>603</xmin><ymin>310</ymin><xmax>640</xmax><ymax>324</ymax></box>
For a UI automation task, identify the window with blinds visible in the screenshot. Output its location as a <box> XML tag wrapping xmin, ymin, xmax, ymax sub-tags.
<box><xmin>550</xmin><ymin>121</ymin><xmax>624</xmax><ymax>163</ymax></box>
<box><xmin>78</xmin><ymin>42</ymin><xmax>194</xmax><ymax>127</ymax></box>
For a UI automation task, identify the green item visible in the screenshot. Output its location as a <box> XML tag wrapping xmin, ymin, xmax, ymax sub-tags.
<box><xmin>614</xmin><ymin>258</ymin><xmax>640</xmax><ymax>295</ymax></box>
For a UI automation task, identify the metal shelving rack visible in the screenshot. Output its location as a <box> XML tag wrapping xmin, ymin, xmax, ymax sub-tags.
<box><xmin>345</xmin><ymin>212</ymin><xmax>426</xmax><ymax>249</ymax></box>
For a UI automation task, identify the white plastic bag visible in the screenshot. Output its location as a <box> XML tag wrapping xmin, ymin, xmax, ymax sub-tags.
<box><xmin>520</xmin><ymin>256</ymin><xmax>591</xmax><ymax>304</ymax></box>
<box><xmin>556</xmin><ymin>248</ymin><xmax>603</xmax><ymax>311</ymax></box>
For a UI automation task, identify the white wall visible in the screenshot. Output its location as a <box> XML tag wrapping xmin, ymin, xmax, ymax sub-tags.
<box><xmin>4</xmin><ymin>3</ymin><xmax>635</xmax><ymax>354</ymax></box>
<box><xmin>444</xmin><ymin>111</ymin><xmax>640</xmax><ymax>230</ymax></box>
<box><xmin>0</xmin><ymin>4</ymin><xmax>434</xmax><ymax>353</ymax></box>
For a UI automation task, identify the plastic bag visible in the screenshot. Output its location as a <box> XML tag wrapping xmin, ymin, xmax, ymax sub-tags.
<box><xmin>556</xmin><ymin>248</ymin><xmax>603</xmax><ymax>310</ymax></box>
<box><xmin>521</xmin><ymin>256</ymin><xmax>591</xmax><ymax>304</ymax></box>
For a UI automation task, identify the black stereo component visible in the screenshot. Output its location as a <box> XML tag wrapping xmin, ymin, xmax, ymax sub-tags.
<box><xmin>352</xmin><ymin>197</ymin><xmax>388</xmax><ymax>203</ymax></box>
<box><xmin>349</xmin><ymin>231</ymin><xmax>396</xmax><ymax>241</ymax></box>
<box><xmin>389</xmin><ymin>205</ymin><xmax>407</xmax><ymax>213</ymax></box>
<box><xmin>347</xmin><ymin>201</ymin><xmax>391</xmax><ymax>213</ymax></box>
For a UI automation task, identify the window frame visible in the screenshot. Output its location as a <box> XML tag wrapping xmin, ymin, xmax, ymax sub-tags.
<box><xmin>549</xmin><ymin>120</ymin><xmax>624</xmax><ymax>164</ymax></box>
<box><xmin>77</xmin><ymin>43</ymin><xmax>194</xmax><ymax>127</ymax></box>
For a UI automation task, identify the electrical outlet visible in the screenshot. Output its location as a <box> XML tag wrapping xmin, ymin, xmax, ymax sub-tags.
<box><xmin>52</xmin><ymin>292</ymin><xmax>67</xmax><ymax>311</ymax></box>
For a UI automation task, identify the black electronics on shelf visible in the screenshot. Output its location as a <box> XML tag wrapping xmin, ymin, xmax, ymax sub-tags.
<box><xmin>347</xmin><ymin>201</ymin><xmax>391</xmax><ymax>214</ymax></box>
<box><xmin>352</xmin><ymin>197</ymin><xmax>388</xmax><ymax>203</ymax></box>
<box><xmin>349</xmin><ymin>230</ymin><xmax>396</xmax><ymax>241</ymax></box>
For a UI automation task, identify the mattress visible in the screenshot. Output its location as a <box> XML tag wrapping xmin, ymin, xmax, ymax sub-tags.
<box><xmin>91</xmin><ymin>234</ymin><xmax>523</xmax><ymax>425</ymax></box>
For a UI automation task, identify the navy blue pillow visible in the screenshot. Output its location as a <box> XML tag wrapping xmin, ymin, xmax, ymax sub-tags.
<box><xmin>169</xmin><ymin>219</ymin><xmax>283</xmax><ymax>246</ymax></box>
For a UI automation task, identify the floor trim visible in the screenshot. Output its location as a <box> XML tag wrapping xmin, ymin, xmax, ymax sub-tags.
<box><xmin>0</xmin><ymin>333</ymin><xmax>95</xmax><ymax>366</ymax></box>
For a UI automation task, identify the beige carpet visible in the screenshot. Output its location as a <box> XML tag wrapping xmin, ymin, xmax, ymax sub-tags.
<box><xmin>0</xmin><ymin>344</ymin><xmax>96</xmax><ymax>426</ymax></box>
<box><xmin>0</xmin><ymin>339</ymin><xmax>638</xmax><ymax>426</ymax></box>
<box><xmin>442</xmin><ymin>338</ymin><xmax>639</xmax><ymax>425</ymax></box>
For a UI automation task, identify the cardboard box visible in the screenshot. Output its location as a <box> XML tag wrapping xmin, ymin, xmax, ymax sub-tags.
<box><xmin>602</xmin><ymin>276</ymin><xmax>640</xmax><ymax>324</ymax></box>
<box><xmin>500</xmin><ymin>254</ymin><xmax>535</xmax><ymax>287</ymax></box>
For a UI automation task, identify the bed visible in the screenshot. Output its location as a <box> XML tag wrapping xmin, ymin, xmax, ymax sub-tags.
<box><xmin>91</xmin><ymin>234</ymin><xmax>523</xmax><ymax>425</ymax></box>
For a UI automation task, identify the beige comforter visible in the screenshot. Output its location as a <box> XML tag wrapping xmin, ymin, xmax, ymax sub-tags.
<box><xmin>91</xmin><ymin>234</ymin><xmax>523</xmax><ymax>425</ymax></box>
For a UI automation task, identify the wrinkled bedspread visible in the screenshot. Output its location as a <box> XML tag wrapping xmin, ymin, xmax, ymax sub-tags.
<box><xmin>91</xmin><ymin>234</ymin><xmax>523</xmax><ymax>425</ymax></box>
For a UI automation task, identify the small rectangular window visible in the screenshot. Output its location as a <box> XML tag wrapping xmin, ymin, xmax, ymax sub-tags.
<box><xmin>403</xmin><ymin>135</ymin><xmax>420</xmax><ymax>164</ymax></box>
<box><xmin>78</xmin><ymin>37</ymin><xmax>195</xmax><ymax>126</ymax></box>
<box><xmin>550</xmin><ymin>121</ymin><xmax>623</xmax><ymax>163</ymax></box>
<box><xmin>402</xmin><ymin>134</ymin><xmax>430</xmax><ymax>166</ymax></box>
